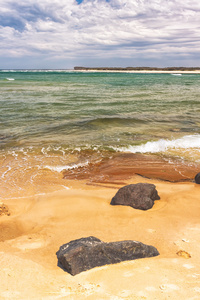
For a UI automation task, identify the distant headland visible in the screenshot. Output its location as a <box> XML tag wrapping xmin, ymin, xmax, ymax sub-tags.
<box><xmin>74</xmin><ymin>66</ymin><xmax>200</xmax><ymax>73</ymax></box>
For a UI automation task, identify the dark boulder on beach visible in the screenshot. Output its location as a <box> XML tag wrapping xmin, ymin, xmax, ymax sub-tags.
<box><xmin>195</xmin><ymin>172</ymin><xmax>200</xmax><ymax>184</ymax></box>
<box><xmin>56</xmin><ymin>236</ymin><xmax>159</xmax><ymax>275</ymax></box>
<box><xmin>110</xmin><ymin>183</ymin><xmax>160</xmax><ymax>210</ymax></box>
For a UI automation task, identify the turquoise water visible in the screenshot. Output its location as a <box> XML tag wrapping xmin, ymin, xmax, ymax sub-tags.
<box><xmin>1</xmin><ymin>70</ymin><xmax>200</xmax><ymax>198</ymax></box>
<box><xmin>1</xmin><ymin>70</ymin><xmax>200</xmax><ymax>154</ymax></box>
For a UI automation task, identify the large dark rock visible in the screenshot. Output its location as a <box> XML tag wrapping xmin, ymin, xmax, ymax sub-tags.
<box><xmin>56</xmin><ymin>236</ymin><xmax>159</xmax><ymax>275</ymax></box>
<box><xmin>110</xmin><ymin>183</ymin><xmax>160</xmax><ymax>210</ymax></box>
<box><xmin>195</xmin><ymin>172</ymin><xmax>200</xmax><ymax>184</ymax></box>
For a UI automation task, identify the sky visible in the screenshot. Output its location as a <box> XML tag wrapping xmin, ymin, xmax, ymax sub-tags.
<box><xmin>0</xmin><ymin>0</ymin><xmax>200</xmax><ymax>69</ymax></box>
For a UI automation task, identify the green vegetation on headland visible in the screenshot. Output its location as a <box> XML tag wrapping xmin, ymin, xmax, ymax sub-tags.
<box><xmin>74</xmin><ymin>66</ymin><xmax>200</xmax><ymax>71</ymax></box>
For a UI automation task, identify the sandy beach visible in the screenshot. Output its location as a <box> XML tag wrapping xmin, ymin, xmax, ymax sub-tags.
<box><xmin>1</xmin><ymin>154</ymin><xmax>200</xmax><ymax>300</ymax></box>
<box><xmin>73</xmin><ymin>68</ymin><xmax>200</xmax><ymax>74</ymax></box>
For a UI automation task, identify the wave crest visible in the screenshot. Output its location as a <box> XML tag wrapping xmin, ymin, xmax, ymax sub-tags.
<box><xmin>113</xmin><ymin>135</ymin><xmax>200</xmax><ymax>154</ymax></box>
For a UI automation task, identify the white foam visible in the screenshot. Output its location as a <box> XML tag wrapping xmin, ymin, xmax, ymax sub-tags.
<box><xmin>113</xmin><ymin>135</ymin><xmax>200</xmax><ymax>154</ymax></box>
<box><xmin>1</xmin><ymin>166</ymin><xmax>11</xmax><ymax>178</ymax></box>
<box><xmin>6</xmin><ymin>77</ymin><xmax>15</xmax><ymax>81</ymax></box>
<box><xmin>44</xmin><ymin>161</ymin><xmax>89</xmax><ymax>173</ymax></box>
<box><xmin>8</xmin><ymin>150</ymin><xmax>18</xmax><ymax>157</ymax></box>
<box><xmin>171</xmin><ymin>73</ymin><xmax>182</xmax><ymax>76</ymax></box>
<box><xmin>61</xmin><ymin>185</ymin><xmax>70</xmax><ymax>190</ymax></box>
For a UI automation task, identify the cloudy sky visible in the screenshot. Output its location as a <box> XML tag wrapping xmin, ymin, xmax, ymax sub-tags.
<box><xmin>0</xmin><ymin>0</ymin><xmax>200</xmax><ymax>69</ymax></box>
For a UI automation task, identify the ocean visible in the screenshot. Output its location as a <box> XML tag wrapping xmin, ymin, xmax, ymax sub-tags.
<box><xmin>1</xmin><ymin>70</ymin><xmax>200</xmax><ymax>198</ymax></box>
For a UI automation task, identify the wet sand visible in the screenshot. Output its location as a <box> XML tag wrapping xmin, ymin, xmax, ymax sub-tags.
<box><xmin>1</xmin><ymin>154</ymin><xmax>200</xmax><ymax>299</ymax></box>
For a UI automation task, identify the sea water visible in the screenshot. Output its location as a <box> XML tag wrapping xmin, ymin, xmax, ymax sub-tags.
<box><xmin>1</xmin><ymin>70</ymin><xmax>200</xmax><ymax>198</ymax></box>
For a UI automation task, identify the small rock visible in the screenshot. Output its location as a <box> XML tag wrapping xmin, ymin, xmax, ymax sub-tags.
<box><xmin>159</xmin><ymin>285</ymin><xmax>166</xmax><ymax>290</ymax></box>
<box><xmin>182</xmin><ymin>239</ymin><xmax>189</xmax><ymax>243</ymax></box>
<box><xmin>110</xmin><ymin>183</ymin><xmax>160</xmax><ymax>210</ymax></box>
<box><xmin>0</xmin><ymin>202</ymin><xmax>10</xmax><ymax>216</ymax></box>
<box><xmin>56</xmin><ymin>236</ymin><xmax>159</xmax><ymax>275</ymax></box>
<box><xmin>176</xmin><ymin>250</ymin><xmax>191</xmax><ymax>259</ymax></box>
<box><xmin>195</xmin><ymin>173</ymin><xmax>200</xmax><ymax>184</ymax></box>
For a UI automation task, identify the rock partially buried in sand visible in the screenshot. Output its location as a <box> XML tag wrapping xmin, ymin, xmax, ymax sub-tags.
<box><xmin>110</xmin><ymin>183</ymin><xmax>160</xmax><ymax>210</ymax></box>
<box><xmin>195</xmin><ymin>172</ymin><xmax>200</xmax><ymax>184</ymax></box>
<box><xmin>56</xmin><ymin>236</ymin><xmax>159</xmax><ymax>275</ymax></box>
<box><xmin>0</xmin><ymin>202</ymin><xmax>10</xmax><ymax>216</ymax></box>
<box><xmin>176</xmin><ymin>250</ymin><xmax>191</xmax><ymax>259</ymax></box>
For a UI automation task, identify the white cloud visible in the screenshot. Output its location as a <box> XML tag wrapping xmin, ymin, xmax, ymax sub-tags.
<box><xmin>0</xmin><ymin>0</ymin><xmax>200</xmax><ymax>67</ymax></box>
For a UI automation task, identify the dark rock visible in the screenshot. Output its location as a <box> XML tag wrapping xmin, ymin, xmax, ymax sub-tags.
<box><xmin>56</xmin><ymin>236</ymin><xmax>159</xmax><ymax>275</ymax></box>
<box><xmin>195</xmin><ymin>172</ymin><xmax>200</xmax><ymax>184</ymax></box>
<box><xmin>110</xmin><ymin>183</ymin><xmax>160</xmax><ymax>210</ymax></box>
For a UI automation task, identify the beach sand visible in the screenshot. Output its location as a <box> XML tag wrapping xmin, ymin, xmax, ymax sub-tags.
<box><xmin>0</xmin><ymin>155</ymin><xmax>200</xmax><ymax>299</ymax></box>
<box><xmin>74</xmin><ymin>69</ymin><xmax>200</xmax><ymax>74</ymax></box>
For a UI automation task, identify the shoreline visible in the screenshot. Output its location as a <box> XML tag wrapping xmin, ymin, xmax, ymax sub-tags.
<box><xmin>63</xmin><ymin>152</ymin><xmax>200</xmax><ymax>183</ymax></box>
<box><xmin>1</xmin><ymin>151</ymin><xmax>199</xmax><ymax>201</ymax></box>
<box><xmin>73</xmin><ymin>67</ymin><xmax>200</xmax><ymax>74</ymax></box>
<box><xmin>74</xmin><ymin>69</ymin><xmax>200</xmax><ymax>74</ymax></box>
<box><xmin>1</xmin><ymin>156</ymin><xmax>200</xmax><ymax>299</ymax></box>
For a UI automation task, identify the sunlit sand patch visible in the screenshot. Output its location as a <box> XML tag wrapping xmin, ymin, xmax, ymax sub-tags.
<box><xmin>147</xmin><ymin>228</ymin><xmax>156</xmax><ymax>233</ymax></box>
<box><xmin>137</xmin><ymin>290</ymin><xmax>148</xmax><ymax>298</ymax></box>
<box><xmin>123</xmin><ymin>271</ymin><xmax>134</xmax><ymax>278</ymax></box>
<box><xmin>188</xmin><ymin>226</ymin><xmax>200</xmax><ymax>231</ymax></box>
<box><xmin>183</xmin><ymin>264</ymin><xmax>194</xmax><ymax>269</ymax></box>
<box><xmin>46</xmin><ymin>286</ymin><xmax>72</xmax><ymax>298</ymax></box>
<box><xmin>171</xmin><ymin>258</ymin><xmax>179</xmax><ymax>264</ymax></box>
<box><xmin>52</xmin><ymin>283</ymin><xmax>102</xmax><ymax>298</ymax></box>
<box><xmin>145</xmin><ymin>286</ymin><xmax>157</xmax><ymax>292</ymax></box>
<box><xmin>159</xmin><ymin>284</ymin><xmax>180</xmax><ymax>291</ymax></box>
<box><xmin>75</xmin><ymin>283</ymin><xmax>101</xmax><ymax>296</ymax></box>
<box><xmin>148</xmin><ymin>199</ymin><xmax>168</xmax><ymax>211</ymax></box>
<box><xmin>119</xmin><ymin>289</ymin><xmax>133</xmax><ymax>297</ymax></box>
<box><xmin>194</xmin><ymin>287</ymin><xmax>200</xmax><ymax>293</ymax></box>
<box><xmin>190</xmin><ymin>273</ymin><xmax>200</xmax><ymax>278</ymax></box>
<box><xmin>174</xmin><ymin>238</ymin><xmax>191</xmax><ymax>248</ymax></box>
<box><xmin>1</xmin><ymin>291</ymin><xmax>20</xmax><ymax>298</ymax></box>
<box><xmin>138</xmin><ymin>266</ymin><xmax>150</xmax><ymax>273</ymax></box>
<box><xmin>7</xmin><ymin>235</ymin><xmax>48</xmax><ymax>251</ymax></box>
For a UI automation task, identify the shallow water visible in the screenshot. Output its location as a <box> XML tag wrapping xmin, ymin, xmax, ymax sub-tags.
<box><xmin>1</xmin><ymin>70</ymin><xmax>200</xmax><ymax>198</ymax></box>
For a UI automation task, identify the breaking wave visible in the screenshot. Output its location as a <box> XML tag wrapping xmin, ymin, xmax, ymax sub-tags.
<box><xmin>171</xmin><ymin>74</ymin><xmax>182</xmax><ymax>76</ymax></box>
<box><xmin>43</xmin><ymin>161</ymin><xmax>89</xmax><ymax>173</ymax></box>
<box><xmin>112</xmin><ymin>135</ymin><xmax>200</xmax><ymax>154</ymax></box>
